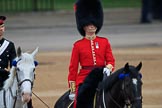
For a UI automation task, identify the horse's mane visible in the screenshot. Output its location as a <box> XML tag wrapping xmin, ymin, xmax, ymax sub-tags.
<box><xmin>78</xmin><ymin>67</ymin><xmax>104</xmax><ymax>93</ymax></box>
<box><xmin>79</xmin><ymin>67</ymin><xmax>125</xmax><ymax>94</ymax></box>
<box><xmin>3</xmin><ymin>66</ymin><xmax>16</xmax><ymax>90</ymax></box>
<box><xmin>77</xmin><ymin>67</ymin><xmax>130</xmax><ymax>107</ymax></box>
<box><xmin>103</xmin><ymin>64</ymin><xmax>141</xmax><ymax>92</ymax></box>
<box><xmin>83</xmin><ymin>68</ymin><xmax>104</xmax><ymax>86</ymax></box>
<box><xmin>77</xmin><ymin>68</ymin><xmax>104</xmax><ymax>108</ymax></box>
<box><xmin>103</xmin><ymin>67</ymin><xmax>124</xmax><ymax>92</ymax></box>
<box><xmin>18</xmin><ymin>53</ymin><xmax>34</xmax><ymax>64</ymax></box>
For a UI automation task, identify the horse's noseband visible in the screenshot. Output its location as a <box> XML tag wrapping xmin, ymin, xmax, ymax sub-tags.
<box><xmin>122</xmin><ymin>76</ymin><xmax>142</xmax><ymax>106</ymax></box>
<box><xmin>18</xmin><ymin>79</ymin><xmax>33</xmax><ymax>88</ymax></box>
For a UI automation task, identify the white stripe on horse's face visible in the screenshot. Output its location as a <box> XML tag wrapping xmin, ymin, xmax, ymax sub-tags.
<box><xmin>132</xmin><ymin>78</ymin><xmax>137</xmax><ymax>85</ymax></box>
<box><xmin>21</xmin><ymin>81</ymin><xmax>32</xmax><ymax>103</ymax></box>
<box><xmin>132</xmin><ymin>78</ymin><xmax>138</xmax><ymax>92</ymax></box>
<box><xmin>17</xmin><ymin>53</ymin><xmax>35</xmax><ymax>81</ymax></box>
<box><xmin>16</xmin><ymin>53</ymin><xmax>35</xmax><ymax>96</ymax></box>
<box><xmin>21</xmin><ymin>81</ymin><xmax>32</xmax><ymax>93</ymax></box>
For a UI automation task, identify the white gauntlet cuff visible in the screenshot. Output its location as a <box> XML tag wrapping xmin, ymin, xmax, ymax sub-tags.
<box><xmin>103</xmin><ymin>68</ymin><xmax>111</xmax><ymax>76</ymax></box>
<box><xmin>69</xmin><ymin>81</ymin><xmax>76</xmax><ymax>93</ymax></box>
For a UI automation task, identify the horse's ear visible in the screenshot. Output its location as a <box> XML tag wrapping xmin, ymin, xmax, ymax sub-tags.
<box><xmin>31</xmin><ymin>47</ymin><xmax>39</xmax><ymax>57</ymax></box>
<box><xmin>17</xmin><ymin>47</ymin><xmax>22</xmax><ymax>57</ymax></box>
<box><xmin>136</xmin><ymin>62</ymin><xmax>142</xmax><ymax>71</ymax></box>
<box><xmin>124</xmin><ymin>62</ymin><xmax>129</xmax><ymax>74</ymax></box>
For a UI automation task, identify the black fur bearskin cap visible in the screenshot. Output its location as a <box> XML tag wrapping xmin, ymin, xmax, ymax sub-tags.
<box><xmin>74</xmin><ymin>0</ymin><xmax>104</xmax><ymax>36</ymax></box>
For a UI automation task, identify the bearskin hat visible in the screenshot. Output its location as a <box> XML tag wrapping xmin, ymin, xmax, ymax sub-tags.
<box><xmin>74</xmin><ymin>0</ymin><xmax>104</xmax><ymax>36</ymax></box>
<box><xmin>0</xmin><ymin>16</ymin><xmax>6</xmax><ymax>25</ymax></box>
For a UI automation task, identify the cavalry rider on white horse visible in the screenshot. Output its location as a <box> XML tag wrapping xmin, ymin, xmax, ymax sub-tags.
<box><xmin>0</xmin><ymin>16</ymin><xmax>33</xmax><ymax>108</ymax></box>
<box><xmin>0</xmin><ymin>16</ymin><xmax>16</xmax><ymax>73</ymax></box>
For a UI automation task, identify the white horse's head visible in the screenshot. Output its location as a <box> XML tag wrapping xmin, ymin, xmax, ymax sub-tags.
<box><xmin>15</xmin><ymin>47</ymin><xmax>38</xmax><ymax>102</ymax></box>
<box><xmin>3</xmin><ymin>47</ymin><xmax>38</xmax><ymax>103</ymax></box>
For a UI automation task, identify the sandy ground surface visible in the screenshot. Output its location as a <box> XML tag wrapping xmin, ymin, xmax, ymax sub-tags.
<box><xmin>31</xmin><ymin>46</ymin><xmax>162</xmax><ymax>108</ymax></box>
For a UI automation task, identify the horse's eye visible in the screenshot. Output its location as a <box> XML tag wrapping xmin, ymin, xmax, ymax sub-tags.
<box><xmin>138</xmin><ymin>73</ymin><xmax>142</xmax><ymax>78</ymax></box>
<box><xmin>140</xmin><ymin>80</ymin><xmax>143</xmax><ymax>85</ymax></box>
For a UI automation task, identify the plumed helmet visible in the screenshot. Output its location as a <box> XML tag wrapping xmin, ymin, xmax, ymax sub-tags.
<box><xmin>74</xmin><ymin>0</ymin><xmax>104</xmax><ymax>36</ymax></box>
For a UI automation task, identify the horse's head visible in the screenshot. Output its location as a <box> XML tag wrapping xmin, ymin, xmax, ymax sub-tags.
<box><xmin>119</xmin><ymin>62</ymin><xmax>143</xmax><ymax>108</ymax></box>
<box><xmin>12</xmin><ymin>47</ymin><xmax>38</xmax><ymax>103</ymax></box>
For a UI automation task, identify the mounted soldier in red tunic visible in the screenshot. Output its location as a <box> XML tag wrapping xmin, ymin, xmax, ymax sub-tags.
<box><xmin>67</xmin><ymin>0</ymin><xmax>115</xmax><ymax>108</ymax></box>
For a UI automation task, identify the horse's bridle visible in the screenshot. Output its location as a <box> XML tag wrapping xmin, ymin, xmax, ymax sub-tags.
<box><xmin>18</xmin><ymin>78</ymin><xmax>34</xmax><ymax>88</ymax></box>
<box><xmin>15</xmin><ymin>70</ymin><xmax>34</xmax><ymax>90</ymax></box>
<box><xmin>14</xmin><ymin>59</ymin><xmax>35</xmax><ymax>89</ymax></box>
<box><xmin>103</xmin><ymin>76</ymin><xmax>142</xmax><ymax>108</ymax></box>
<box><xmin>121</xmin><ymin>77</ymin><xmax>142</xmax><ymax>107</ymax></box>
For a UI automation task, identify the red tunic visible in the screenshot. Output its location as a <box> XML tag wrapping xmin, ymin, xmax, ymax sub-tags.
<box><xmin>68</xmin><ymin>36</ymin><xmax>115</xmax><ymax>87</ymax></box>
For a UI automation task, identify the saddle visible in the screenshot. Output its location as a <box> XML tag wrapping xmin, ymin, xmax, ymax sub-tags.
<box><xmin>93</xmin><ymin>82</ymin><xmax>104</xmax><ymax>108</ymax></box>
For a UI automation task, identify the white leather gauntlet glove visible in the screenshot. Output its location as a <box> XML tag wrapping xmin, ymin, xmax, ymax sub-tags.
<box><xmin>103</xmin><ymin>67</ymin><xmax>111</xmax><ymax>76</ymax></box>
<box><xmin>69</xmin><ymin>81</ymin><xmax>76</xmax><ymax>101</ymax></box>
<box><xmin>69</xmin><ymin>93</ymin><xmax>75</xmax><ymax>101</ymax></box>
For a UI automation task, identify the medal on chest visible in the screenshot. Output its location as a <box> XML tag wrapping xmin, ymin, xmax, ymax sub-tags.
<box><xmin>95</xmin><ymin>42</ymin><xmax>99</xmax><ymax>49</ymax></box>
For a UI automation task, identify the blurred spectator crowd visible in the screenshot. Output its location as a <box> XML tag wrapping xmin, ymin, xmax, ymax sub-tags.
<box><xmin>141</xmin><ymin>0</ymin><xmax>162</xmax><ymax>23</ymax></box>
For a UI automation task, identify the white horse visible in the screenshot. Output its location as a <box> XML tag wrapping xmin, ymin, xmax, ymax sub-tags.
<box><xmin>0</xmin><ymin>47</ymin><xmax>38</xmax><ymax>108</ymax></box>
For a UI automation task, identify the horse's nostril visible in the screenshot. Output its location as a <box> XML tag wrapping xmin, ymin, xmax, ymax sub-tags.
<box><xmin>22</xmin><ymin>93</ymin><xmax>31</xmax><ymax>103</ymax></box>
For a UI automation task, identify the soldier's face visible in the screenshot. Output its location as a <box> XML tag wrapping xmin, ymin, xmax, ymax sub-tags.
<box><xmin>0</xmin><ymin>25</ymin><xmax>5</xmax><ymax>37</ymax></box>
<box><xmin>84</xmin><ymin>24</ymin><xmax>97</xmax><ymax>33</ymax></box>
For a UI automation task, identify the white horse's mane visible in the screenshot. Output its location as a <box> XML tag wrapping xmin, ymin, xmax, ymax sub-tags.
<box><xmin>3</xmin><ymin>66</ymin><xmax>16</xmax><ymax>90</ymax></box>
<box><xmin>19</xmin><ymin>53</ymin><xmax>35</xmax><ymax>64</ymax></box>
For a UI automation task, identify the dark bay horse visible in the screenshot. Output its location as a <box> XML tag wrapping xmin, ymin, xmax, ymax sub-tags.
<box><xmin>54</xmin><ymin>62</ymin><xmax>143</xmax><ymax>108</ymax></box>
